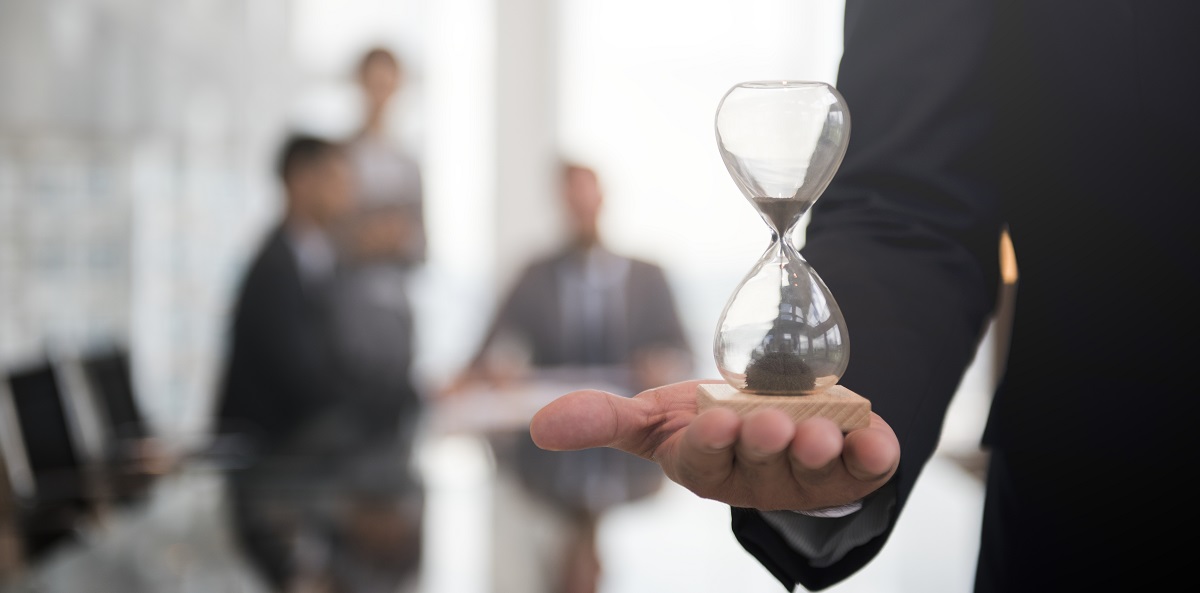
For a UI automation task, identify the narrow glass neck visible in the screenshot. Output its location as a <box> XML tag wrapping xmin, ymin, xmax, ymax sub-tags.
<box><xmin>763</xmin><ymin>232</ymin><xmax>807</xmax><ymax>266</ymax></box>
<box><xmin>751</xmin><ymin>196</ymin><xmax>808</xmax><ymax>238</ymax></box>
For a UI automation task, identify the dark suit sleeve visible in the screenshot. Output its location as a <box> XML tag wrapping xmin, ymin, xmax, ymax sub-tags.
<box><xmin>731</xmin><ymin>0</ymin><xmax>1005</xmax><ymax>589</ymax></box>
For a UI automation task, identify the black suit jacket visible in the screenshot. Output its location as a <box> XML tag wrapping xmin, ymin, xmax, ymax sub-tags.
<box><xmin>214</xmin><ymin>224</ymin><xmax>410</xmax><ymax>457</ymax></box>
<box><xmin>732</xmin><ymin>1</ymin><xmax>1200</xmax><ymax>591</ymax></box>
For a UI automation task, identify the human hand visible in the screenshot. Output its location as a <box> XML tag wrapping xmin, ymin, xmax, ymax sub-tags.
<box><xmin>529</xmin><ymin>379</ymin><xmax>899</xmax><ymax>512</ymax></box>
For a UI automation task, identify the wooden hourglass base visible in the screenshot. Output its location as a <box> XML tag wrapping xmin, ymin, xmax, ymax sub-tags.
<box><xmin>695</xmin><ymin>383</ymin><xmax>871</xmax><ymax>432</ymax></box>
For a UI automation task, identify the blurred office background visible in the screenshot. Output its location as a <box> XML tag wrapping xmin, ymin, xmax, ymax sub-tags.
<box><xmin>0</xmin><ymin>1</ymin><xmax>1001</xmax><ymax>592</ymax></box>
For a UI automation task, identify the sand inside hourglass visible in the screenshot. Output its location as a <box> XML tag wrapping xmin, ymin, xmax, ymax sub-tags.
<box><xmin>751</xmin><ymin>196</ymin><xmax>808</xmax><ymax>235</ymax></box>
<box><xmin>744</xmin><ymin>351</ymin><xmax>816</xmax><ymax>393</ymax></box>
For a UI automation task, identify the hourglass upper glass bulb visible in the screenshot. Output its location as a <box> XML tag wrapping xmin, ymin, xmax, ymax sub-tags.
<box><xmin>716</xmin><ymin>81</ymin><xmax>849</xmax><ymax>230</ymax></box>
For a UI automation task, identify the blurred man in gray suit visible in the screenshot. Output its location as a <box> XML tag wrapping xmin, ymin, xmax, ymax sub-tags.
<box><xmin>444</xmin><ymin>162</ymin><xmax>693</xmax><ymax>593</ymax></box>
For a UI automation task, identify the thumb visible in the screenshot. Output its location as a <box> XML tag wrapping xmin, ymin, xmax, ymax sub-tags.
<box><xmin>530</xmin><ymin>389</ymin><xmax>641</xmax><ymax>451</ymax></box>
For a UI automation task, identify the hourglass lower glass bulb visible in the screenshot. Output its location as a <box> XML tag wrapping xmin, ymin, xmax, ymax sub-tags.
<box><xmin>695</xmin><ymin>79</ymin><xmax>870</xmax><ymax>431</ymax></box>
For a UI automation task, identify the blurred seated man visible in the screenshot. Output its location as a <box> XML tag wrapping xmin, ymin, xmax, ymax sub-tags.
<box><xmin>442</xmin><ymin>162</ymin><xmax>693</xmax><ymax>593</ymax></box>
<box><xmin>214</xmin><ymin>134</ymin><xmax>421</xmax><ymax>593</ymax></box>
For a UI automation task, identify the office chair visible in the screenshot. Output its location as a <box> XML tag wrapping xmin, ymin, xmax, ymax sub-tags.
<box><xmin>3</xmin><ymin>359</ymin><xmax>98</xmax><ymax>562</ymax></box>
<box><xmin>79</xmin><ymin>345</ymin><xmax>147</xmax><ymax>444</ymax></box>
<box><xmin>78</xmin><ymin>345</ymin><xmax>160</xmax><ymax>505</ymax></box>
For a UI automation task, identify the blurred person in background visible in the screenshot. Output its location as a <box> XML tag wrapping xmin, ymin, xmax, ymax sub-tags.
<box><xmin>321</xmin><ymin>44</ymin><xmax>429</xmax><ymax>593</ymax></box>
<box><xmin>331</xmin><ymin>47</ymin><xmax>426</xmax><ymax>372</ymax></box>
<box><xmin>330</xmin><ymin>46</ymin><xmax>426</xmax><ymax>392</ymax></box>
<box><xmin>214</xmin><ymin>134</ymin><xmax>421</xmax><ymax>593</ymax></box>
<box><xmin>343</xmin><ymin>46</ymin><xmax>426</xmax><ymax>267</ymax></box>
<box><xmin>442</xmin><ymin>162</ymin><xmax>693</xmax><ymax>593</ymax></box>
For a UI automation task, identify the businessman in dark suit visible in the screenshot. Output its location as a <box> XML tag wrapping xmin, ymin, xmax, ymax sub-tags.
<box><xmin>530</xmin><ymin>1</ymin><xmax>1199</xmax><ymax>591</ymax></box>
<box><xmin>217</xmin><ymin>136</ymin><xmax>355</xmax><ymax>455</ymax></box>
<box><xmin>215</xmin><ymin>135</ymin><xmax>422</xmax><ymax>593</ymax></box>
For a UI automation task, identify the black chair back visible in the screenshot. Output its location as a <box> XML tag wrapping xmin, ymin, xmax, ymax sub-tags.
<box><xmin>80</xmin><ymin>346</ymin><xmax>146</xmax><ymax>443</ymax></box>
<box><xmin>5</xmin><ymin>362</ymin><xmax>85</xmax><ymax>504</ymax></box>
<box><xmin>4</xmin><ymin>359</ymin><xmax>92</xmax><ymax>560</ymax></box>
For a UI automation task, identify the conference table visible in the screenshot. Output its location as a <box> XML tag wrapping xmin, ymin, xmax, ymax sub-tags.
<box><xmin>424</xmin><ymin>366</ymin><xmax>634</xmax><ymax>437</ymax></box>
<box><xmin>0</xmin><ymin>369</ymin><xmax>633</xmax><ymax>593</ymax></box>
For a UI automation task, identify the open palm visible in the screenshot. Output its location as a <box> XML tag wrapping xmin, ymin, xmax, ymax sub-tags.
<box><xmin>529</xmin><ymin>379</ymin><xmax>899</xmax><ymax>512</ymax></box>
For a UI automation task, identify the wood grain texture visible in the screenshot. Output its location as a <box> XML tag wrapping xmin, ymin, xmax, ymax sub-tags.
<box><xmin>695</xmin><ymin>383</ymin><xmax>871</xmax><ymax>431</ymax></box>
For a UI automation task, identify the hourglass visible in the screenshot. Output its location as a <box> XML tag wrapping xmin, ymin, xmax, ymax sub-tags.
<box><xmin>695</xmin><ymin>81</ymin><xmax>870</xmax><ymax>431</ymax></box>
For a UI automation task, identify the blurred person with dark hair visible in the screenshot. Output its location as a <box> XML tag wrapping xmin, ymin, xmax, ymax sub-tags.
<box><xmin>442</xmin><ymin>162</ymin><xmax>693</xmax><ymax>593</ymax></box>
<box><xmin>217</xmin><ymin>135</ymin><xmax>359</xmax><ymax>460</ymax></box>
<box><xmin>214</xmin><ymin>134</ymin><xmax>422</xmax><ymax>593</ymax></box>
